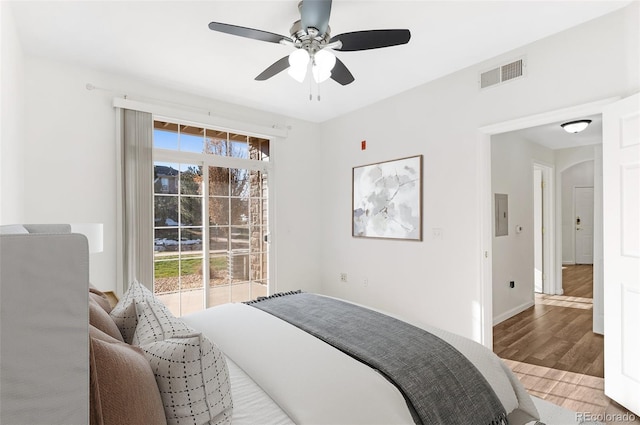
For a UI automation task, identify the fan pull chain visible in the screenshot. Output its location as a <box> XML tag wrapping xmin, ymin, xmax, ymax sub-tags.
<box><xmin>307</xmin><ymin>76</ymin><xmax>323</xmax><ymax>102</ymax></box>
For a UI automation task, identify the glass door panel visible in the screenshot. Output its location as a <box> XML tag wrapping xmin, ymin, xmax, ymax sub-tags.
<box><xmin>207</xmin><ymin>165</ymin><xmax>268</xmax><ymax>307</ymax></box>
<box><xmin>153</xmin><ymin>162</ymin><xmax>205</xmax><ymax>316</ymax></box>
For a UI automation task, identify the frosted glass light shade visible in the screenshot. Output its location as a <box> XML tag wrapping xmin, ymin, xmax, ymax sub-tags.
<box><xmin>312</xmin><ymin>66</ymin><xmax>331</xmax><ymax>83</ymax></box>
<box><xmin>288</xmin><ymin>49</ymin><xmax>310</xmax><ymax>82</ymax></box>
<box><xmin>561</xmin><ymin>119</ymin><xmax>591</xmax><ymax>133</ymax></box>
<box><xmin>312</xmin><ymin>50</ymin><xmax>336</xmax><ymax>83</ymax></box>
<box><xmin>314</xmin><ymin>50</ymin><xmax>336</xmax><ymax>71</ymax></box>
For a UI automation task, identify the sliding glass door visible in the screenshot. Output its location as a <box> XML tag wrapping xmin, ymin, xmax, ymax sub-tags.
<box><xmin>152</xmin><ymin>120</ymin><xmax>270</xmax><ymax>316</ymax></box>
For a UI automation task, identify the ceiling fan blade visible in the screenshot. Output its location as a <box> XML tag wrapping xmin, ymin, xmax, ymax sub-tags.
<box><xmin>331</xmin><ymin>29</ymin><xmax>411</xmax><ymax>52</ymax></box>
<box><xmin>330</xmin><ymin>57</ymin><xmax>355</xmax><ymax>86</ymax></box>
<box><xmin>255</xmin><ymin>56</ymin><xmax>291</xmax><ymax>81</ymax></box>
<box><xmin>301</xmin><ymin>0</ymin><xmax>332</xmax><ymax>35</ymax></box>
<box><xmin>209</xmin><ymin>22</ymin><xmax>292</xmax><ymax>44</ymax></box>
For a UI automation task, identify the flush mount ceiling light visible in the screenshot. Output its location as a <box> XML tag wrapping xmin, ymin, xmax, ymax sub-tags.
<box><xmin>561</xmin><ymin>119</ymin><xmax>592</xmax><ymax>133</ymax></box>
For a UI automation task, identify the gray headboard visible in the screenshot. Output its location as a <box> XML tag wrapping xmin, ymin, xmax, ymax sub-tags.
<box><xmin>0</xmin><ymin>224</ymin><xmax>89</xmax><ymax>425</ymax></box>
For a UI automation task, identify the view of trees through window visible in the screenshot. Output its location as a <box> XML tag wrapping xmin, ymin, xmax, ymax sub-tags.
<box><xmin>153</xmin><ymin>120</ymin><xmax>269</xmax><ymax>316</ymax></box>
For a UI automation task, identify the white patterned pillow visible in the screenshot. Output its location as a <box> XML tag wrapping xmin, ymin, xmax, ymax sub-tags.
<box><xmin>140</xmin><ymin>333</ymin><xmax>233</xmax><ymax>425</ymax></box>
<box><xmin>132</xmin><ymin>299</ymin><xmax>195</xmax><ymax>346</ymax></box>
<box><xmin>109</xmin><ymin>280</ymin><xmax>159</xmax><ymax>343</ymax></box>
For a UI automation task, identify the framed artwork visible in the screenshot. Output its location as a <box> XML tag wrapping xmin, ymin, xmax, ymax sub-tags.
<box><xmin>352</xmin><ymin>155</ymin><xmax>423</xmax><ymax>241</ymax></box>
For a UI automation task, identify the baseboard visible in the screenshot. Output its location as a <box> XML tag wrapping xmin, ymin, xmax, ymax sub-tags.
<box><xmin>562</xmin><ymin>261</ymin><xmax>576</xmax><ymax>266</ymax></box>
<box><xmin>493</xmin><ymin>301</ymin><xmax>535</xmax><ymax>326</ymax></box>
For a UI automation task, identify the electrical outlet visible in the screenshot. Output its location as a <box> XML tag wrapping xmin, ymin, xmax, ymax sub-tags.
<box><xmin>509</xmin><ymin>281</ymin><xmax>515</xmax><ymax>288</ymax></box>
<box><xmin>340</xmin><ymin>273</ymin><xmax>348</xmax><ymax>282</ymax></box>
<box><xmin>363</xmin><ymin>278</ymin><xmax>369</xmax><ymax>287</ymax></box>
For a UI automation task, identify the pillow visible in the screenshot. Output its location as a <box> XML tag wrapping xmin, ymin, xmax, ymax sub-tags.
<box><xmin>140</xmin><ymin>333</ymin><xmax>233</xmax><ymax>425</ymax></box>
<box><xmin>89</xmin><ymin>326</ymin><xmax>167</xmax><ymax>425</ymax></box>
<box><xmin>131</xmin><ymin>299</ymin><xmax>195</xmax><ymax>346</ymax></box>
<box><xmin>89</xmin><ymin>297</ymin><xmax>124</xmax><ymax>342</ymax></box>
<box><xmin>109</xmin><ymin>280</ymin><xmax>159</xmax><ymax>343</ymax></box>
<box><xmin>90</xmin><ymin>285</ymin><xmax>113</xmax><ymax>313</ymax></box>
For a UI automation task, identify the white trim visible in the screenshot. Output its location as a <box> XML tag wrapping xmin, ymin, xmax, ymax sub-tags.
<box><xmin>477</xmin><ymin>131</ymin><xmax>493</xmax><ymax>346</ymax></box>
<box><xmin>493</xmin><ymin>301</ymin><xmax>535</xmax><ymax>326</ymax></box>
<box><xmin>113</xmin><ymin>98</ymin><xmax>289</xmax><ymax>139</ymax></box>
<box><xmin>537</xmin><ymin>161</ymin><xmax>555</xmax><ymax>295</ymax></box>
<box><xmin>479</xmin><ymin>97</ymin><xmax>620</xmax><ymax>135</ymax></box>
<box><xmin>533</xmin><ymin>161</ymin><xmax>555</xmax><ymax>295</ymax></box>
<box><xmin>478</xmin><ymin>96</ymin><xmax>620</xmax><ymax>348</ymax></box>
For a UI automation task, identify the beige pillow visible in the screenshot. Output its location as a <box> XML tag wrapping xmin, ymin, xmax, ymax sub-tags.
<box><xmin>89</xmin><ymin>326</ymin><xmax>167</xmax><ymax>425</ymax></box>
<box><xmin>140</xmin><ymin>333</ymin><xmax>233</xmax><ymax>425</ymax></box>
<box><xmin>89</xmin><ymin>297</ymin><xmax>124</xmax><ymax>342</ymax></box>
<box><xmin>90</xmin><ymin>286</ymin><xmax>113</xmax><ymax>313</ymax></box>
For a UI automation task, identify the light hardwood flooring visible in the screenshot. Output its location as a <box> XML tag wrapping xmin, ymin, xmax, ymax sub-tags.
<box><xmin>494</xmin><ymin>265</ymin><xmax>639</xmax><ymax>423</ymax></box>
<box><xmin>504</xmin><ymin>359</ymin><xmax>638</xmax><ymax>424</ymax></box>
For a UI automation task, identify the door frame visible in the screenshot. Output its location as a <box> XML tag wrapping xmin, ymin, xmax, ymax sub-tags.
<box><xmin>477</xmin><ymin>96</ymin><xmax>619</xmax><ymax>348</ymax></box>
<box><xmin>533</xmin><ymin>162</ymin><xmax>554</xmax><ymax>294</ymax></box>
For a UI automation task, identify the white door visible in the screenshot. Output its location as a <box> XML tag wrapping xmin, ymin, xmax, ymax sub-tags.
<box><xmin>533</xmin><ymin>168</ymin><xmax>543</xmax><ymax>293</ymax></box>
<box><xmin>574</xmin><ymin>187</ymin><xmax>594</xmax><ymax>264</ymax></box>
<box><xmin>603</xmin><ymin>93</ymin><xmax>640</xmax><ymax>415</ymax></box>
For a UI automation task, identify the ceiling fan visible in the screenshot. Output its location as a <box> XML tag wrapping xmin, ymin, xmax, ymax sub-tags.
<box><xmin>208</xmin><ymin>0</ymin><xmax>411</xmax><ymax>86</ymax></box>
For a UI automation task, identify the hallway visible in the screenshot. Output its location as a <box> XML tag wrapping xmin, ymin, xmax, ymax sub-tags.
<box><xmin>494</xmin><ymin>265</ymin><xmax>602</xmax><ymax>377</ymax></box>
<box><xmin>493</xmin><ymin>265</ymin><xmax>639</xmax><ymax>423</ymax></box>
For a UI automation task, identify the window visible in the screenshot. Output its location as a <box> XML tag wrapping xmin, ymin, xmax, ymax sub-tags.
<box><xmin>152</xmin><ymin>119</ymin><xmax>270</xmax><ymax>316</ymax></box>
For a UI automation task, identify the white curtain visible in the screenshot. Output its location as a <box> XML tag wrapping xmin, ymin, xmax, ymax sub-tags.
<box><xmin>117</xmin><ymin>108</ymin><xmax>154</xmax><ymax>292</ymax></box>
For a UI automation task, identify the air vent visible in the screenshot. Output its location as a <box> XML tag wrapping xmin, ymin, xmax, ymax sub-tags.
<box><xmin>480</xmin><ymin>68</ymin><xmax>501</xmax><ymax>89</ymax></box>
<box><xmin>480</xmin><ymin>58</ymin><xmax>525</xmax><ymax>89</ymax></box>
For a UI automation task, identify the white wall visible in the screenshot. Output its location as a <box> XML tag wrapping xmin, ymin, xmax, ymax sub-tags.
<box><xmin>561</xmin><ymin>159</ymin><xmax>595</xmax><ymax>264</ymax></box>
<box><xmin>2</xmin><ymin>2</ymin><xmax>638</xmax><ymax>342</ymax></box>
<box><xmin>319</xmin><ymin>3</ymin><xmax>639</xmax><ymax>341</ymax></box>
<box><xmin>491</xmin><ymin>133</ymin><xmax>554</xmax><ymax>324</ymax></box>
<box><xmin>9</xmin><ymin>55</ymin><xmax>322</xmax><ymax>294</ymax></box>
<box><xmin>0</xmin><ymin>3</ymin><xmax>25</xmax><ymax>223</ymax></box>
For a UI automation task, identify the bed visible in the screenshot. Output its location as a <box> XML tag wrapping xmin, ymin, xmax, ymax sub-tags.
<box><xmin>0</xmin><ymin>224</ymin><xmax>543</xmax><ymax>425</ymax></box>
<box><xmin>101</xmin><ymin>280</ymin><xmax>541</xmax><ymax>425</ymax></box>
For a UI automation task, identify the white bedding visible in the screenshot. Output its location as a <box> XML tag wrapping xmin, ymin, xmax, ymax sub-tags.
<box><xmin>183</xmin><ymin>300</ymin><xmax>540</xmax><ymax>425</ymax></box>
<box><xmin>225</xmin><ymin>355</ymin><xmax>295</xmax><ymax>425</ymax></box>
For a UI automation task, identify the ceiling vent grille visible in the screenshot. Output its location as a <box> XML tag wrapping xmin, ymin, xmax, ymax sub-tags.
<box><xmin>480</xmin><ymin>58</ymin><xmax>525</xmax><ymax>89</ymax></box>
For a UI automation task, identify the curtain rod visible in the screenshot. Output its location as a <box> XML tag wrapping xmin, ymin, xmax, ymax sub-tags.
<box><xmin>85</xmin><ymin>83</ymin><xmax>293</xmax><ymax>134</ymax></box>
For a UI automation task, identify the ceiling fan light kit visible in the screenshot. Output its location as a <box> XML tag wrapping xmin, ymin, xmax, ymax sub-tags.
<box><xmin>208</xmin><ymin>0</ymin><xmax>411</xmax><ymax>87</ymax></box>
<box><xmin>561</xmin><ymin>119</ymin><xmax>592</xmax><ymax>133</ymax></box>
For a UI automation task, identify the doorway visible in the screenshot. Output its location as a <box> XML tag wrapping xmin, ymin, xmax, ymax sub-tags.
<box><xmin>479</xmin><ymin>97</ymin><xmax>616</xmax><ymax>347</ymax></box>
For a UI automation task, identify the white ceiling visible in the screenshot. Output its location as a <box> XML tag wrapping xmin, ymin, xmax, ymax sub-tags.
<box><xmin>9</xmin><ymin>1</ymin><xmax>631</xmax><ymax>125</ymax></box>
<box><xmin>508</xmin><ymin>114</ymin><xmax>603</xmax><ymax>150</ymax></box>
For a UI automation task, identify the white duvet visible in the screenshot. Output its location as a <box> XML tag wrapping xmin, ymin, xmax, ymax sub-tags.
<box><xmin>183</xmin><ymin>300</ymin><xmax>539</xmax><ymax>425</ymax></box>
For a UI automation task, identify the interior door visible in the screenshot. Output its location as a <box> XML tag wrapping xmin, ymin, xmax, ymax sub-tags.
<box><xmin>574</xmin><ymin>186</ymin><xmax>594</xmax><ymax>264</ymax></box>
<box><xmin>603</xmin><ymin>93</ymin><xmax>640</xmax><ymax>415</ymax></box>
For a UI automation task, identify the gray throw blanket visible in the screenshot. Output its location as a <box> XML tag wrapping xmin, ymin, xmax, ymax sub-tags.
<box><xmin>246</xmin><ymin>291</ymin><xmax>508</xmax><ymax>425</ymax></box>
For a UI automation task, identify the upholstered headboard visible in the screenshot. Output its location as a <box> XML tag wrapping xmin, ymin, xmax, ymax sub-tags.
<box><xmin>0</xmin><ymin>224</ymin><xmax>89</xmax><ymax>425</ymax></box>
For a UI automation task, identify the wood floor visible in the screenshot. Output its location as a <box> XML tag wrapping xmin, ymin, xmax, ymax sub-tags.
<box><xmin>494</xmin><ymin>268</ymin><xmax>603</xmax><ymax>377</ymax></box>
<box><xmin>562</xmin><ymin>264</ymin><xmax>595</xmax><ymax>298</ymax></box>
<box><xmin>494</xmin><ymin>265</ymin><xmax>640</xmax><ymax>423</ymax></box>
